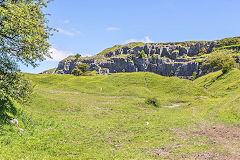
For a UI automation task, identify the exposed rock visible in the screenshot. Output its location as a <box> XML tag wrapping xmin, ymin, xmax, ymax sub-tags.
<box><xmin>104</xmin><ymin>42</ymin><xmax>216</xmax><ymax>58</ymax></box>
<box><xmin>54</xmin><ymin>41</ymin><xmax>219</xmax><ymax>78</ymax></box>
<box><xmin>55</xmin><ymin>57</ymin><xmax>202</xmax><ymax>79</ymax></box>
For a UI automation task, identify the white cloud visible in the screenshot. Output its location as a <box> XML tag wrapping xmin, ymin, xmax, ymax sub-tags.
<box><xmin>57</xmin><ymin>28</ymin><xmax>81</xmax><ymax>37</ymax></box>
<box><xmin>144</xmin><ymin>36</ymin><xmax>154</xmax><ymax>43</ymax></box>
<box><xmin>106</xmin><ymin>27</ymin><xmax>120</xmax><ymax>31</ymax></box>
<box><xmin>57</xmin><ymin>28</ymin><xmax>75</xmax><ymax>37</ymax></box>
<box><xmin>63</xmin><ymin>20</ymin><xmax>70</xmax><ymax>24</ymax></box>
<box><xmin>75</xmin><ymin>31</ymin><xmax>82</xmax><ymax>34</ymax></box>
<box><xmin>47</xmin><ymin>47</ymin><xmax>73</xmax><ymax>61</ymax></box>
<box><xmin>46</xmin><ymin>47</ymin><xmax>92</xmax><ymax>62</ymax></box>
<box><xmin>124</xmin><ymin>36</ymin><xmax>154</xmax><ymax>44</ymax></box>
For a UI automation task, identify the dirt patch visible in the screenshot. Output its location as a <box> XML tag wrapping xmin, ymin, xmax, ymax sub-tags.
<box><xmin>43</xmin><ymin>89</ymin><xmax>83</xmax><ymax>95</ymax></box>
<box><xmin>162</xmin><ymin>103</ymin><xmax>183</xmax><ymax>108</ymax></box>
<box><xmin>147</xmin><ymin>149</ymin><xmax>229</xmax><ymax>159</ymax></box>
<box><xmin>146</xmin><ymin>143</ymin><xmax>229</xmax><ymax>159</ymax></box>
<box><xmin>146</xmin><ymin>123</ymin><xmax>240</xmax><ymax>159</ymax></box>
<box><xmin>190</xmin><ymin>124</ymin><xmax>240</xmax><ymax>159</ymax></box>
<box><xmin>191</xmin><ymin>124</ymin><xmax>240</xmax><ymax>143</ymax></box>
<box><xmin>172</xmin><ymin>123</ymin><xmax>240</xmax><ymax>159</ymax></box>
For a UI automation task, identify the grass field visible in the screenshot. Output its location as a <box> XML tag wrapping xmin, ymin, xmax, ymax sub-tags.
<box><xmin>0</xmin><ymin>70</ymin><xmax>240</xmax><ymax>159</ymax></box>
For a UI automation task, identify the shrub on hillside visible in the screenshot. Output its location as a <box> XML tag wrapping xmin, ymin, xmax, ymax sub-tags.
<box><xmin>198</xmin><ymin>47</ymin><xmax>207</xmax><ymax>56</ymax></box>
<box><xmin>75</xmin><ymin>54</ymin><xmax>81</xmax><ymax>60</ymax></box>
<box><xmin>145</xmin><ymin>97</ymin><xmax>159</xmax><ymax>107</ymax></box>
<box><xmin>72</xmin><ymin>63</ymin><xmax>90</xmax><ymax>76</ymax></box>
<box><xmin>138</xmin><ymin>50</ymin><xmax>147</xmax><ymax>58</ymax></box>
<box><xmin>203</xmin><ymin>51</ymin><xmax>237</xmax><ymax>74</ymax></box>
<box><xmin>191</xmin><ymin>72</ymin><xmax>198</xmax><ymax>80</ymax></box>
<box><xmin>217</xmin><ymin>37</ymin><xmax>240</xmax><ymax>46</ymax></box>
<box><xmin>0</xmin><ymin>73</ymin><xmax>33</xmax><ymax>104</ymax></box>
<box><xmin>152</xmin><ymin>54</ymin><xmax>159</xmax><ymax>60</ymax></box>
<box><xmin>169</xmin><ymin>70</ymin><xmax>175</xmax><ymax>77</ymax></box>
<box><xmin>0</xmin><ymin>91</ymin><xmax>17</xmax><ymax>123</ymax></box>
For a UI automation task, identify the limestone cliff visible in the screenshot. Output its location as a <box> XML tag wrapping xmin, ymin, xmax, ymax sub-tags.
<box><xmin>54</xmin><ymin>41</ymin><xmax>219</xmax><ymax>78</ymax></box>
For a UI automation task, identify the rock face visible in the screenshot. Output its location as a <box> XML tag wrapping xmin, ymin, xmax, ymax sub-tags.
<box><xmin>104</xmin><ymin>41</ymin><xmax>216</xmax><ymax>58</ymax></box>
<box><xmin>54</xmin><ymin>42</ymin><xmax>218</xmax><ymax>78</ymax></box>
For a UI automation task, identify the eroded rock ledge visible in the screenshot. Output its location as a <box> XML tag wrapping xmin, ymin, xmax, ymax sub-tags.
<box><xmin>54</xmin><ymin>41</ymin><xmax>218</xmax><ymax>78</ymax></box>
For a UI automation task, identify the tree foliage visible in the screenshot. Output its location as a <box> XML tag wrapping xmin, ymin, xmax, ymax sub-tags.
<box><xmin>0</xmin><ymin>0</ymin><xmax>52</xmax><ymax>103</ymax></box>
<box><xmin>145</xmin><ymin>97</ymin><xmax>159</xmax><ymax>107</ymax></box>
<box><xmin>198</xmin><ymin>47</ymin><xmax>207</xmax><ymax>56</ymax></box>
<box><xmin>217</xmin><ymin>37</ymin><xmax>240</xmax><ymax>47</ymax></box>
<box><xmin>72</xmin><ymin>63</ymin><xmax>90</xmax><ymax>76</ymax></box>
<box><xmin>191</xmin><ymin>72</ymin><xmax>198</xmax><ymax>80</ymax></box>
<box><xmin>0</xmin><ymin>0</ymin><xmax>52</xmax><ymax>67</ymax></box>
<box><xmin>138</xmin><ymin>50</ymin><xmax>146</xmax><ymax>58</ymax></box>
<box><xmin>75</xmin><ymin>53</ymin><xmax>81</xmax><ymax>60</ymax></box>
<box><xmin>0</xmin><ymin>72</ymin><xmax>33</xmax><ymax>103</ymax></box>
<box><xmin>203</xmin><ymin>51</ymin><xmax>237</xmax><ymax>74</ymax></box>
<box><xmin>0</xmin><ymin>90</ymin><xmax>17</xmax><ymax>122</ymax></box>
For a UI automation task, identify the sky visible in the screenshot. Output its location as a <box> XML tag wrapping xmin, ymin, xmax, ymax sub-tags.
<box><xmin>20</xmin><ymin>0</ymin><xmax>240</xmax><ymax>73</ymax></box>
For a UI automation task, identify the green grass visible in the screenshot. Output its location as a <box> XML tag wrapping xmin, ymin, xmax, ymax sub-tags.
<box><xmin>213</xmin><ymin>44</ymin><xmax>240</xmax><ymax>51</ymax></box>
<box><xmin>0</xmin><ymin>70</ymin><xmax>240</xmax><ymax>159</ymax></box>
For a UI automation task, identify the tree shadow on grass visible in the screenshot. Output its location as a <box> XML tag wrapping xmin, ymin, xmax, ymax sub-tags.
<box><xmin>0</xmin><ymin>91</ymin><xmax>17</xmax><ymax>125</ymax></box>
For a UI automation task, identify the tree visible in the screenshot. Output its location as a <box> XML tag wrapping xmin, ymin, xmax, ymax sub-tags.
<box><xmin>75</xmin><ymin>53</ymin><xmax>81</xmax><ymax>60</ymax></box>
<box><xmin>198</xmin><ymin>47</ymin><xmax>207</xmax><ymax>56</ymax></box>
<box><xmin>217</xmin><ymin>37</ymin><xmax>240</xmax><ymax>47</ymax></box>
<box><xmin>0</xmin><ymin>0</ymin><xmax>52</xmax><ymax>68</ymax></box>
<box><xmin>203</xmin><ymin>51</ymin><xmax>237</xmax><ymax>74</ymax></box>
<box><xmin>0</xmin><ymin>0</ymin><xmax>52</xmax><ymax>103</ymax></box>
<box><xmin>138</xmin><ymin>50</ymin><xmax>146</xmax><ymax>58</ymax></box>
<box><xmin>72</xmin><ymin>63</ymin><xmax>90</xmax><ymax>76</ymax></box>
<box><xmin>169</xmin><ymin>70</ymin><xmax>175</xmax><ymax>77</ymax></box>
<box><xmin>191</xmin><ymin>72</ymin><xmax>198</xmax><ymax>80</ymax></box>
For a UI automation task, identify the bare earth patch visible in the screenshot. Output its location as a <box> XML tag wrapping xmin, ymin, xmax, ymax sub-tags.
<box><xmin>190</xmin><ymin>124</ymin><xmax>240</xmax><ymax>159</ymax></box>
<box><xmin>162</xmin><ymin>103</ymin><xmax>183</xmax><ymax>108</ymax></box>
<box><xmin>147</xmin><ymin>123</ymin><xmax>240</xmax><ymax>159</ymax></box>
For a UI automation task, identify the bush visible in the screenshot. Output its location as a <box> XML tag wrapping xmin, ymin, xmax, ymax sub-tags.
<box><xmin>0</xmin><ymin>91</ymin><xmax>17</xmax><ymax>123</ymax></box>
<box><xmin>198</xmin><ymin>47</ymin><xmax>207</xmax><ymax>56</ymax></box>
<box><xmin>169</xmin><ymin>70</ymin><xmax>175</xmax><ymax>77</ymax></box>
<box><xmin>191</xmin><ymin>72</ymin><xmax>198</xmax><ymax>80</ymax></box>
<box><xmin>152</xmin><ymin>54</ymin><xmax>159</xmax><ymax>60</ymax></box>
<box><xmin>0</xmin><ymin>73</ymin><xmax>33</xmax><ymax>104</ymax></box>
<box><xmin>88</xmin><ymin>70</ymin><xmax>98</xmax><ymax>76</ymax></box>
<box><xmin>213</xmin><ymin>44</ymin><xmax>240</xmax><ymax>51</ymax></box>
<box><xmin>138</xmin><ymin>50</ymin><xmax>146</xmax><ymax>58</ymax></box>
<box><xmin>203</xmin><ymin>51</ymin><xmax>237</xmax><ymax>74</ymax></box>
<box><xmin>217</xmin><ymin>37</ymin><xmax>240</xmax><ymax>46</ymax></box>
<box><xmin>72</xmin><ymin>63</ymin><xmax>90</xmax><ymax>76</ymax></box>
<box><xmin>75</xmin><ymin>54</ymin><xmax>81</xmax><ymax>60</ymax></box>
<box><xmin>72</xmin><ymin>68</ymin><xmax>82</xmax><ymax>76</ymax></box>
<box><xmin>145</xmin><ymin>97</ymin><xmax>159</xmax><ymax>107</ymax></box>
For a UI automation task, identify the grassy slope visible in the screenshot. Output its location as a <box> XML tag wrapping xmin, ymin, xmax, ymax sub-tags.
<box><xmin>193</xmin><ymin>69</ymin><xmax>240</xmax><ymax>124</ymax></box>
<box><xmin>0</xmin><ymin>71</ymin><xmax>239</xmax><ymax>159</ymax></box>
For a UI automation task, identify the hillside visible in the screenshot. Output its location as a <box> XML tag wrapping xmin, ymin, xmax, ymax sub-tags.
<box><xmin>52</xmin><ymin>37</ymin><xmax>240</xmax><ymax>79</ymax></box>
<box><xmin>54</xmin><ymin>40</ymin><xmax>215</xmax><ymax>77</ymax></box>
<box><xmin>1</xmin><ymin>70</ymin><xmax>240</xmax><ymax>159</ymax></box>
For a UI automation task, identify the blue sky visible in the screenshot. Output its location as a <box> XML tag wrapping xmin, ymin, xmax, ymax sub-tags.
<box><xmin>20</xmin><ymin>0</ymin><xmax>240</xmax><ymax>73</ymax></box>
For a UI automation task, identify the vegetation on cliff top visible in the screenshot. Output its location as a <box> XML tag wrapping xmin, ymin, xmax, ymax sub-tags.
<box><xmin>61</xmin><ymin>37</ymin><xmax>240</xmax><ymax>63</ymax></box>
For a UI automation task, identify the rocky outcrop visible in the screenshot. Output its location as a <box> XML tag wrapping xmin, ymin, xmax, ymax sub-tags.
<box><xmin>104</xmin><ymin>41</ymin><xmax>216</xmax><ymax>59</ymax></box>
<box><xmin>55</xmin><ymin>57</ymin><xmax>203</xmax><ymax>78</ymax></box>
<box><xmin>54</xmin><ymin>42</ymin><xmax>218</xmax><ymax>78</ymax></box>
